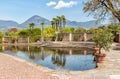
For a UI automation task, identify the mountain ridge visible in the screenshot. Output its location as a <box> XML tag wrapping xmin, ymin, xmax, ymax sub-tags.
<box><xmin>0</xmin><ymin>15</ymin><xmax>101</xmax><ymax>30</ymax></box>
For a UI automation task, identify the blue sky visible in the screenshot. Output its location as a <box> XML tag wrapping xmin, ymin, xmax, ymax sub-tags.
<box><xmin>0</xmin><ymin>0</ymin><xmax>94</xmax><ymax>24</ymax></box>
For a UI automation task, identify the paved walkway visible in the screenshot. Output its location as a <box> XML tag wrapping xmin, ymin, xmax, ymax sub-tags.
<box><xmin>0</xmin><ymin>54</ymin><xmax>58</xmax><ymax>79</ymax></box>
<box><xmin>51</xmin><ymin>47</ymin><xmax>120</xmax><ymax>79</ymax></box>
<box><xmin>0</xmin><ymin>46</ymin><xmax>120</xmax><ymax>79</ymax></box>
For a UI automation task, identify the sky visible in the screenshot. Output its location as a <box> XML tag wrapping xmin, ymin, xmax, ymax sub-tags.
<box><xmin>0</xmin><ymin>0</ymin><xmax>95</xmax><ymax>24</ymax></box>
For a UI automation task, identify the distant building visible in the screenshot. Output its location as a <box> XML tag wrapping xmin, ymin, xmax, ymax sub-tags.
<box><xmin>8</xmin><ymin>27</ymin><xmax>18</xmax><ymax>32</ymax></box>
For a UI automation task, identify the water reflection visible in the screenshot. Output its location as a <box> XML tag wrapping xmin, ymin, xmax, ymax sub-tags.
<box><xmin>52</xmin><ymin>52</ymin><xmax>66</xmax><ymax>67</ymax></box>
<box><xmin>41</xmin><ymin>47</ymin><xmax>45</xmax><ymax>60</ymax></box>
<box><xmin>1</xmin><ymin>45</ymin><xmax>97</xmax><ymax>71</ymax></box>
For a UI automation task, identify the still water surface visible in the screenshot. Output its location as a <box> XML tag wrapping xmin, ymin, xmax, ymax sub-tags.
<box><xmin>2</xmin><ymin>45</ymin><xmax>97</xmax><ymax>71</ymax></box>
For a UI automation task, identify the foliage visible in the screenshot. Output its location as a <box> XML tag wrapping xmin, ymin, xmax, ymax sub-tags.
<box><xmin>93</xmin><ymin>29</ymin><xmax>114</xmax><ymax>53</ymax></box>
<box><xmin>0</xmin><ymin>31</ymin><xmax>3</xmax><ymax>43</ymax></box>
<box><xmin>29</xmin><ymin>22</ymin><xmax>35</xmax><ymax>35</ymax></box>
<box><xmin>62</xmin><ymin>27</ymin><xmax>74</xmax><ymax>33</ymax></box>
<box><xmin>18</xmin><ymin>29</ymin><xmax>30</xmax><ymax>37</ymax></box>
<box><xmin>29</xmin><ymin>28</ymin><xmax>41</xmax><ymax>42</ymax></box>
<box><xmin>52</xmin><ymin>15</ymin><xmax>66</xmax><ymax>29</ymax></box>
<box><xmin>30</xmin><ymin>35</ymin><xmax>40</xmax><ymax>42</ymax></box>
<box><xmin>7</xmin><ymin>31</ymin><xmax>19</xmax><ymax>42</ymax></box>
<box><xmin>18</xmin><ymin>28</ymin><xmax>41</xmax><ymax>42</ymax></box>
<box><xmin>29</xmin><ymin>23</ymin><xmax>35</xmax><ymax>28</ymax></box>
<box><xmin>74</xmin><ymin>27</ymin><xmax>86</xmax><ymax>33</ymax></box>
<box><xmin>98</xmin><ymin>26</ymin><xmax>107</xmax><ymax>30</ymax></box>
<box><xmin>32</xmin><ymin>28</ymin><xmax>41</xmax><ymax>36</ymax></box>
<box><xmin>107</xmin><ymin>24</ymin><xmax>120</xmax><ymax>33</ymax></box>
<box><xmin>87</xmin><ymin>27</ymin><xmax>97</xmax><ymax>33</ymax></box>
<box><xmin>40</xmin><ymin>22</ymin><xmax>44</xmax><ymax>26</ymax></box>
<box><xmin>83</xmin><ymin>0</ymin><xmax>120</xmax><ymax>23</ymax></box>
<box><xmin>40</xmin><ymin>22</ymin><xmax>45</xmax><ymax>42</ymax></box>
<box><xmin>44</xmin><ymin>26</ymin><xmax>56</xmax><ymax>37</ymax></box>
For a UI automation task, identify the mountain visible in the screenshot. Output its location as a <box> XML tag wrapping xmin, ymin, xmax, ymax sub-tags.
<box><xmin>0</xmin><ymin>20</ymin><xmax>18</xmax><ymax>30</ymax></box>
<box><xmin>67</xmin><ymin>20</ymin><xmax>100</xmax><ymax>28</ymax></box>
<box><xmin>19</xmin><ymin>15</ymin><xmax>51</xmax><ymax>28</ymax></box>
<box><xmin>0</xmin><ymin>15</ymin><xmax>102</xmax><ymax>30</ymax></box>
<box><xmin>19</xmin><ymin>15</ymin><xmax>101</xmax><ymax>28</ymax></box>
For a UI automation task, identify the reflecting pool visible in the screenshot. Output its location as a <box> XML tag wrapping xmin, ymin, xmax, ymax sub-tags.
<box><xmin>2</xmin><ymin>45</ymin><xmax>97</xmax><ymax>71</ymax></box>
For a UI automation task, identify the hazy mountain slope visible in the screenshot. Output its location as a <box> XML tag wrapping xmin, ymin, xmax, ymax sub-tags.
<box><xmin>67</xmin><ymin>20</ymin><xmax>99</xmax><ymax>28</ymax></box>
<box><xmin>0</xmin><ymin>20</ymin><xmax>18</xmax><ymax>29</ymax></box>
<box><xmin>19</xmin><ymin>15</ymin><xmax>51</xmax><ymax>28</ymax></box>
<box><xmin>0</xmin><ymin>15</ymin><xmax>102</xmax><ymax>30</ymax></box>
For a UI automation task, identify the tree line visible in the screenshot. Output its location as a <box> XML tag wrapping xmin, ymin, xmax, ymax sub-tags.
<box><xmin>0</xmin><ymin>23</ymin><xmax>120</xmax><ymax>43</ymax></box>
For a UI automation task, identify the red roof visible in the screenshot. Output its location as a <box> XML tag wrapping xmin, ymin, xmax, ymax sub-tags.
<box><xmin>8</xmin><ymin>27</ymin><xmax>18</xmax><ymax>32</ymax></box>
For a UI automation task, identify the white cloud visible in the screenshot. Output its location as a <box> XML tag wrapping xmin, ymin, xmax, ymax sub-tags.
<box><xmin>54</xmin><ymin>0</ymin><xmax>77</xmax><ymax>9</ymax></box>
<box><xmin>46</xmin><ymin>1</ymin><xmax>56</xmax><ymax>7</ymax></box>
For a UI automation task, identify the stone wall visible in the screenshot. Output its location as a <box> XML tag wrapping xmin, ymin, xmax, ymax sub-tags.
<box><xmin>73</xmin><ymin>33</ymin><xmax>84</xmax><ymax>41</ymax></box>
<box><xmin>2</xmin><ymin>33</ymin><xmax>94</xmax><ymax>43</ymax></box>
<box><xmin>17</xmin><ymin>37</ymin><xmax>29</xmax><ymax>43</ymax></box>
<box><xmin>2</xmin><ymin>37</ymin><xmax>12</xmax><ymax>43</ymax></box>
<box><xmin>62</xmin><ymin>33</ymin><xmax>93</xmax><ymax>42</ymax></box>
<box><xmin>62</xmin><ymin>33</ymin><xmax>69</xmax><ymax>41</ymax></box>
<box><xmin>87</xmin><ymin>33</ymin><xmax>93</xmax><ymax>41</ymax></box>
<box><xmin>3</xmin><ymin>37</ymin><xmax>29</xmax><ymax>43</ymax></box>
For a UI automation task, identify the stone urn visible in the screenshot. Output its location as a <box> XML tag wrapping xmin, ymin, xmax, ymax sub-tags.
<box><xmin>95</xmin><ymin>53</ymin><xmax>106</xmax><ymax>63</ymax></box>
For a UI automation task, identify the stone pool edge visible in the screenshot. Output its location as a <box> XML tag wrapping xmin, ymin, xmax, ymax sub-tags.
<box><xmin>0</xmin><ymin>53</ymin><xmax>53</xmax><ymax>73</ymax></box>
<box><xmin>0</xmin><ymin>52</ymin><xmax>99</xmax><ymax>79</ymax></box>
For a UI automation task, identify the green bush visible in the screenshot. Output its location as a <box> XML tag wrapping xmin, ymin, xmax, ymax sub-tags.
<box><xmin>74</xmin><ymin>27</ymin><xmax>86</xmax><ymax>33</ymax></box>
<box><xmin>93</xmin><ymin>29</ymin><xmax>114</xmax><ymax>53</ymax></box>
<box><xmin>62</xmin><ymin>27</ymin><xmax>74</xmax><ymax>33</ymax></box>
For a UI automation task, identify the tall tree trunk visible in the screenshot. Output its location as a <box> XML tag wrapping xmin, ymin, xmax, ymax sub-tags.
<box><xmin>63</xmin><ymin>21</ymin><xmax>66</xmax><ymax>28</ymax></box>
<box><xmin>60</xmin><ymin>20</ymin><xmax>62</xmax><ymax>29</ymax></box>
<box><xmin>41</xmin><ymin>25</ymin><xmax>44</xmax><ymax>42</ymax></box>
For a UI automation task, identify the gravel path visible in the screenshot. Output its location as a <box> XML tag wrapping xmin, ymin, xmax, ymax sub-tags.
<box><xmin>0</xmin><ymin>54</ymin><xmax>58</xmax><ymax>79</ymax></box>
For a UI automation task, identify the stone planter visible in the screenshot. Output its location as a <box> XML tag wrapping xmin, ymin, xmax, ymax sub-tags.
<box><xmin>95</xmin><ymin>53</ymin><xmax>106</xmax><ymax>63</ymax></box>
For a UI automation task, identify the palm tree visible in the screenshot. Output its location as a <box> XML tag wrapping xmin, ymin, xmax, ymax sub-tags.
<box><xmin>52</xmin><ymin>18</ymin><xmax>59</xmax><ymax>30</ymax></box>
<box><xmin>56</xmin><ymin>18</ymin><xmax>60</xmax><ymax>29</ymax></box>
<box><xmin>40</xmin><ymin>22</ymin><xmax>44</xmax><ymax>42</ymax></box>
<box><xmin>29</xmin><ymin>22</ymin><xmax>35</xmax><ymax>35</ymax></box>
<box><xmin>61</xmin><ymin>15</ymin><xmax>66</xmax><ymax>28</ymax></box>
<box><xmin>57</xmin><ymin>16</ymin><xmax>62</xmax><ymax>28</ymax></box>
<box><xmin>51</xmin><ymin>21</ymin><xmax>54</xmax><ymax>28</ymax></box>
<box><xmin>51</xmin><ymin>15</ymin><xmax>66</xmax><ymax>29</ymax></box>
<box><xmin>51</xmin><ymin>15</ymin><xmax>66</xmax><ymax>41</ymax></box>
<box><xmin>41</xmin><ymin>22</ymin><xmax>44</xmax><ymax>29</ymax></box>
